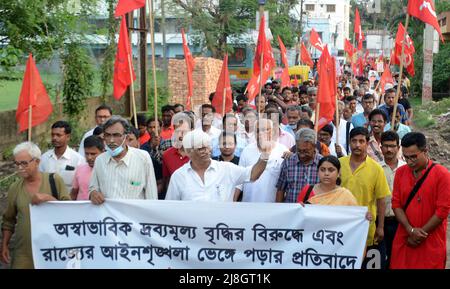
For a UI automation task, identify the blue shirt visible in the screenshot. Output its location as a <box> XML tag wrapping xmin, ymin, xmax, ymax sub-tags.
<box><xmin>351</xmin><ymin>112</ymin><xmax>368</xmax><ymax>128</ymax></box>
<box><xmin>378</xmin><ymin>104</ymin><xmax>408</xmax><ymax>124</ymax></box>
<box><xmin>211</xmin><ymin>133</ymin><xmax>248</xmax><ymax>158</ymax></box>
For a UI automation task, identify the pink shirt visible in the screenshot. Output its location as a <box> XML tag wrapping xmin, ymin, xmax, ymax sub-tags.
<box><xmin>72</xmin><ymin>163</ymin><xmax>93</xmax><ymax>200</ymax></box>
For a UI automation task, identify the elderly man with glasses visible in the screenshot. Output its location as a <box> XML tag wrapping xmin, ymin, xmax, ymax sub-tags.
<box><xmin>89</xmin><ymin>116</ymin><xmax>158</xmax><ymax>204</ymax></box>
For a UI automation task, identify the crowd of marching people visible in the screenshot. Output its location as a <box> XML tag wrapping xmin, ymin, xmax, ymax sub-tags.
<box><xmin>1</xmin><ymin>68</ymin><xmax>449</xmax><ymax>270</ymax></box>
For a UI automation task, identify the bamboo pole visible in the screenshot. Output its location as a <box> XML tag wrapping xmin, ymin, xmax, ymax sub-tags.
<box><xmin>257</xmin><ymin>5</ymin><xmax>264</xmax><ymax>118</ymax></box>
<box><xmin>391</xmin><ymin>14</ymin><xmax>410</xmax><ymax>130</ymax></box>
<box><xmin>222</xmin><ymin>87</ymin><xmax>227</xmax><ymax>117</ymax></box>
<box><xmin>128</xmin><ymin>53</ymin><xmax>138</xmax><ymax>128</ymax></box>
<box><xmin>314</xmin><ymin>103</ymin><xmax>320</xmax><ymax>132</ymax></box>
<box><xmin>28</xmin><ymin>105</ymin><xmax>32</xmax><ymax>141</ymax></box>
<box><xmin>148</xmin><ymin>0</ymin><xmax>159</xmax><ymax>136</ymax></box>
<box><xmin>335</xmin><ymin>95</ymin><xmax>340</xmax><ymax>146</ymax></box>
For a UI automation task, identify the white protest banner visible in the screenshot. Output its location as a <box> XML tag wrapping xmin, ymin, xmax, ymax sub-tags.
<box><xmin>30</xmin><ymin>200</ymin><xmax>369</xmax><ymax>269</ymax></box>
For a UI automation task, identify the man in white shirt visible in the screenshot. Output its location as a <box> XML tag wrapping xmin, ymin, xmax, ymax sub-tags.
<box><xmin>165</xmin><ymin>130</ymin><xmax>270</xmax><ymax>202</ymax></box>
<box><xmin>380</xmin><ymin>130</ymin><xmax>406</xmax><ymax>269</ymax></box>
<box><xmin>235</xmin><ymin>119</ymin><xmax>288</xmax><ymax>202</ymax></box>
<box><xmin>79</xmin><ymin>105</ymin><xmax>112</xmax><ymax>157</ymax></box>
<box><xmin>195</xmin><ymin>104</ymin><xmax>221</xmax><ymax>140</ymax></box>
<box><xmin>39</xmin><ymin>121</ymin><xmax>86</xmax><ymax>192</ymax></box>
<box><xmin>89</xmin><ymin>116</ymin><xmax>158</xmax><ymax>204</ymax></box>
<box><xmin>331</xmin><ymin>101</ymin><xmax>354</xmax><ymax>154</ymax></box>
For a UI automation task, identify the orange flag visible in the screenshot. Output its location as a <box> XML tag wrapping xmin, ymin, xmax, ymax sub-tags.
<box><xmin>212</xmin><ymin>54</ymin><xmax>233</xmax><ymax>115</ymax></box>
<box><xmin>310</xmin><ymin>28</ymin><xmax>324</xmax><ymax>52</ymax></box>
<box><xmin>113</xmin><ymin>17</ymin><xmax>136</xmax><ymax>100</ymax></box>
<box><xmin>379</xmin><ymin>64</ymin><xmax>394</xmax><ymax>92</ymax></box>
<box><xmin>293</xmin><ymin>75</ymin><xmax>299</xmax><ymax>87</ymax></box>
<box><xmin>354</xmin><ymin>8</ymin><xmax>365</xmax><ymax>50</ymax></box>
<box><xmin>246</xmin><ymin>14</ymin><xmax>275</xmax><ymax>102</ymax></box>
<box><xmin>114</xmin><ymin>0</ymin><xmax>146</xmax><ymax>17</ymax></box>
<box><xmin>316</xmin><ymin>47</ymin><xmax>336</xmax><ymax>130</ymax></box>
<box><xmin>301</xmin><ymin>42</ymin><xmax>314</xmax><ymax>68</ymax></box>
<box><xmin>277</xmin><ymin>36</ymin><xmax>290</xmax><ymax>88</ymax></box>
<box><xmin>181</xmin><ymin>28</ymin><xmax>195</xmax><ymax>110</ymax></box>
<box><xmin>16</xmin><ymin>54</ymin><xmax>53</xmax><ymax>133</ymax></box>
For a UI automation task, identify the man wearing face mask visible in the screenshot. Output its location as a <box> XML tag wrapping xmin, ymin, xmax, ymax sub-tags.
<box><xmin>89</xmin><ymin>116</ymin><xmax>158</xmax><ymax>204</ymax></box>
<box><xmin>284</xmin><ymin>105</ymin><xmax>302</xmax><ymax>138</ymax></box>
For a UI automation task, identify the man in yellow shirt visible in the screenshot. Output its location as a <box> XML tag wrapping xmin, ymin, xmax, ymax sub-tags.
<box><xmin>339</xmin><ymin>127</ymin><xmax>390</xmax><ymax>268</ymax></box>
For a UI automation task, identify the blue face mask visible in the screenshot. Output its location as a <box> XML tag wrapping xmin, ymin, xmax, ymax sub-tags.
<box><xmin>289</xmin><ymin>124</ymin><xmax>297</xmax><ymax>130</ymax></box>
<box><xmin>106</xmin><ymin>138</ymin><xmax>126</xmax><ymax>157</ymax></box>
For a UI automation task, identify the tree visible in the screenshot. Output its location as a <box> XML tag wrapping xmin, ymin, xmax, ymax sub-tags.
<box><xmin>169</xmin><ymin>0</ymin><xmax>300</xmax><ymax>58</ymax></box>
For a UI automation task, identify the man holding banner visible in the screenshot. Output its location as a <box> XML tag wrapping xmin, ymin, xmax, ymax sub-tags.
<box><xmin>165</xmin><ymin>129</ymin><xmax>270</xmax><ymax>202</ymax></box>
<box><xmin>89</xmin><ymin>116</ymin><xmax>158</xmax><ymax>204</ymax></box>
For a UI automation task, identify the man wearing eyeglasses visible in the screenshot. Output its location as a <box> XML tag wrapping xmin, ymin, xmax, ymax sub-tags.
<box><xmin>390</xmin><ymin>132</ymin><xmax>450</xmax><ymax>269</ymax></box>
<box><xmin>165</xmin><ymin>129</ymin><xmax>270</xmax><ymax>202</ymax></box>
<box><xmin>380</xmin><ymin>131</ymin><xmax>406</xmax><ymax>269</ymax></box>
<box><xmin>89</xmin><ymin>116</ymin><xmax>157</xmax><ymax>204</ymax></box>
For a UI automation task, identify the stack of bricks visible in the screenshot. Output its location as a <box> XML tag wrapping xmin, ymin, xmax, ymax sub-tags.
<box><xmin>168</xmin><ymin>57</ymin><xmax>223</xmax><ymax>114</ymax></box>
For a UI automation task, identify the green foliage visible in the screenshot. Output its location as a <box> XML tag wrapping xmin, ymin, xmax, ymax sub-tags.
<box><xmin>148</xmin><ymin>87</ymin><xmax>170</xmax><ymax>119</ymax></box>
<box><xmin>100</xmin><ymin>0</ymin><xmax>118</xmax><ymax>103</ymax></box>
<box><xmin>170</xmin><ymin>0</ymin><xmax>300</xmax><ymax>58</ymax></box>
<box><xmin>62</xmin><ymin>43</ymin><xmax>95</xmax><ymax>119</ymax></box>
<box><xmin>413</xmin><ymin>98</ymin><xmax>450</xmax><ymax>128</ymax></box>
<box><xmin>432</xmin><ymin>44</ymin><xmax>450</xmax><ymax>93</ymax></box>
<box><xmin>0</xmin><ymin>46</ymin><xmax>23</xmax><ymax>75</ymax></box>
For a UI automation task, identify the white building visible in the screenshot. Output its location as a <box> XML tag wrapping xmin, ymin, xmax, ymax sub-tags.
<box><xmin>292</xmin><ymin>0</ymin><xmax>351</xmax><ymax>55</ymax></box>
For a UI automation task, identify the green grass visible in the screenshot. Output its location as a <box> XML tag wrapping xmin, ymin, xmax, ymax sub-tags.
<box><xmin>412</xmin><ymin>97</ymin><xmax>450</xmax><ymax>128</ymax></box>
<box><xmin>0</xmin><ymin>69</ymin><xmax>167</xmax><ymax>112</ymax></box>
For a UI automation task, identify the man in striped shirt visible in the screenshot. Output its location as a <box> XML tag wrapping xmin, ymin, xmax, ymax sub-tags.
<box><xmin>276</xmin><ymin>128</ymin><xmax>322</xmax><ymax>203</ymax></box>
<box><xmin>89</xmin><ymin>116</ymin><xmax>158</xmax><ymax>204</ymax></box>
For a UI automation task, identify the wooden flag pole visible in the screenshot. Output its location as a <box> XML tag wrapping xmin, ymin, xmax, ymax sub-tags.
<box><xmin>128</xmin><ymin>53</ymin><xmax>138</xmax><ymax>128</ymax></box>
<box><xmin>148</xmin><ymin>0</ymin><xmax>159</xmax><ymax>136</ymax></box>
<box><xmin>314</xmin><ymin>103</ymin><xmax>320</xmax><ymax>132</ymax></box>
<box><xmin>391</xmin><ymin>14</ymin><xmax>410</xmax><ymax>130</ymax></box>
<box><xmin>257</xmin><ymin>5</ymin><xmax>264</xmax><ymax>118</ymax></box>
<box><xmin>28</xmin><ymin>105</ymin><xmax>32</xmax><ymax>141</ymax></box>
<box><xmin>335</xmin><ymin>94</ymin><xmax>340</xmax><ymax>146</ymax></box>
<box><xmin>222</xmin><ymin>87</ymin><xmax>227</xmax><ymax>117</ymax></box>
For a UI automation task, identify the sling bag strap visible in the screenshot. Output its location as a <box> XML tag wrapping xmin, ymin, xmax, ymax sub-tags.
<box><xmin>303</xmin><ymin>185</ymin><xmax>315</xmax><ymax>204</ymax></box>
<box><xmin>49</xmin><ymin>173</ymin><xmax>59</xmax><ymax>200</ymax></box>
<box><xmin>345</xmin><ymin>121</ymin><xmax>351</xmax><ymax>153</ymax></box>
<box><xmin>403</xmin><ymin>163</ymin><xmax>436</xmax><ymax>211</ymax></box>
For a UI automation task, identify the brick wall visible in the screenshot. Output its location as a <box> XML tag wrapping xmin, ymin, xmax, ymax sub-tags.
<box><xmin>168</xmin><ymin>57</ymin><xmax>222</xmax><ymax>114</ymax></box>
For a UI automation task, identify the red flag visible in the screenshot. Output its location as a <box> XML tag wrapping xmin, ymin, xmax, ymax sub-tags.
<box><xmin>293</xmin><ymin>75</ymin><xmax>299</xmax><ymax>87</ymax></box>
<box><xmin>16</xmin><ymin>54</ymin><xmax>53</xmax><ymax>132</ymax></box>
<box><xmin>344</xmin><ymin>38</ymin><xmax>356</xmax><ymax>57</ymax></box>
<box><xmin>113</xmin><ymin>18</ymin><xmax>136</xmax><ymax>100</ymax></box>
<box><xmin>114</xmin><ymin>0</ymin><xmax>146</xmax><ymax>17</ymax></box>
<box><xmin>379</xmin><ymin>65</ymin><xmax>394</xmax><ymax>92</ymax></box>
<box><xmin>407</xmin><ymin>0</ymin><xmax>443</xmax><ymax>41</ymax></box>
<box><xmin>353</xmin><ymin>57</ymin><xmax>364</xmax><ymax>76</ymax></box>
<box><xmin>212</xmin><ymin>54</ymin><xmax>233</xmax><ymax>115</ymax></box>
<box><xmin>277</xmin><ymin>36</ymin><xmax>290</xmax><ymax>88</ymax></box>
<box><xmin>310</xmin><ymin>28</ymin><xmax>325</xmax><ymax>52</ymax></box>
<box><xmin>246</xmin><ymin>14</ymin><xmax>275</xmax><ymax>102</ymax></box>
<box><xmin>393</xmin><ymin>23</ymin><xmax>415</xmax><ymax>76</ymax></box>
<box><xmin>316</xmin><ymin>47</ymin><xmax>336</xmax><ymax>130</ymax></box>
<box><xmin>301</xmin><ymin>42</ymin><xmax>314</xmax><ymax>68</ymax></box>
<box><xmin>181</xmin><ymin>28</ymin><xmax>195</xmax><ymax>110</ymax></box>
<box><xmin>354</xmin><ymin>8</ymin><xmax>365</xmax><ymax>50</ymax></box>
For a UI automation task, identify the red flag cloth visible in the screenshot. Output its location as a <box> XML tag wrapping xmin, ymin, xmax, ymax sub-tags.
<box><xmin>301</xmin><ymin>42</ymin><xmax>314</xmax><ymax>68</ymax></box>
<box><xmin>277</xmin><ymin>36</ymin><xmax>290</xmax><ymax>88</ymax></box>
<box><xmin>394</xmin><ymin>23</ymin><xmax>415</xmax><ymax>76</ymax></box>
<box><xmin>16</xmin><ymin>54</ymin><xmax>53</xmax><ymax>133</ymax></box>
<box><xmin>113</xmin><ymin>18</ymin><xmax>136</xmax><ymax>100</ymax></box>
<box><xmin>114</xmin><ymin>0</ymin><xmax>146</xmax><ymax>17</ymax></box>
<box><xmin>408</xmin><ymin>0</ymin><xmax>443</xmax><ymax>41</ymax></box>
<box><xmin>310</xmin><ymin>28</ymin><xmax>325</xmax><ymax>52</ymax></box>
<box><xmin>353</xmin><ymin>57</ymin><xmax>364</xmax><ymax>76</ymax></box>
<box><xmin>379</xmin><ymin>64</ymin><xmax>394</xmax><ymax>92</ymax></box>
<box><xmin>293</xmin><ymin>75</ymin><xmax>299</xmax><ymax>87</ymax></box>
<box><xmin>354</xmin><ymin>8</ymin><xmax>365</xmax><ymax>50</ymax></box>
<box><xmin>246</xmin><ymin>14</ymin><xmax>275</xmax><ymax>102</ymax></box>
<box><xmin>181</xmin><ymin>28</ymin><xmax>195</xmax><ymax>110</ymax></box>
<box><xmin>316</xmin><ymin>47</ymin><xmax>336</xmax><ymax>130</ymax></box>
<box><xmin>212</xmin><ymin>54</ymin><xmax>233</xmax><ymax>115</ymax></box>
<box><xmin>344</xmin><ymin>38</ymin><xmax>356</xmax><ymax>57</ymax></box>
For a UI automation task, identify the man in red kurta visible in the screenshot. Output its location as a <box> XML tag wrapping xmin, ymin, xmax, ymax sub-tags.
<box><xmin>390</xmin><ymin>132</ymin><xmax>450</xmax><ymax>269</ymax></box>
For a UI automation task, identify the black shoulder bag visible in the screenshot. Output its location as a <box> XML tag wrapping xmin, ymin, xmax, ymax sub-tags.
<box><xmin>49</xmin><ymin>173</ymin><xmax>59</xmax><ymax>200</ymax></box>
<box><xmin>303</xmin><ymin>185</ymin><xmax>314</xmax><ymax>204</ymax></box>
